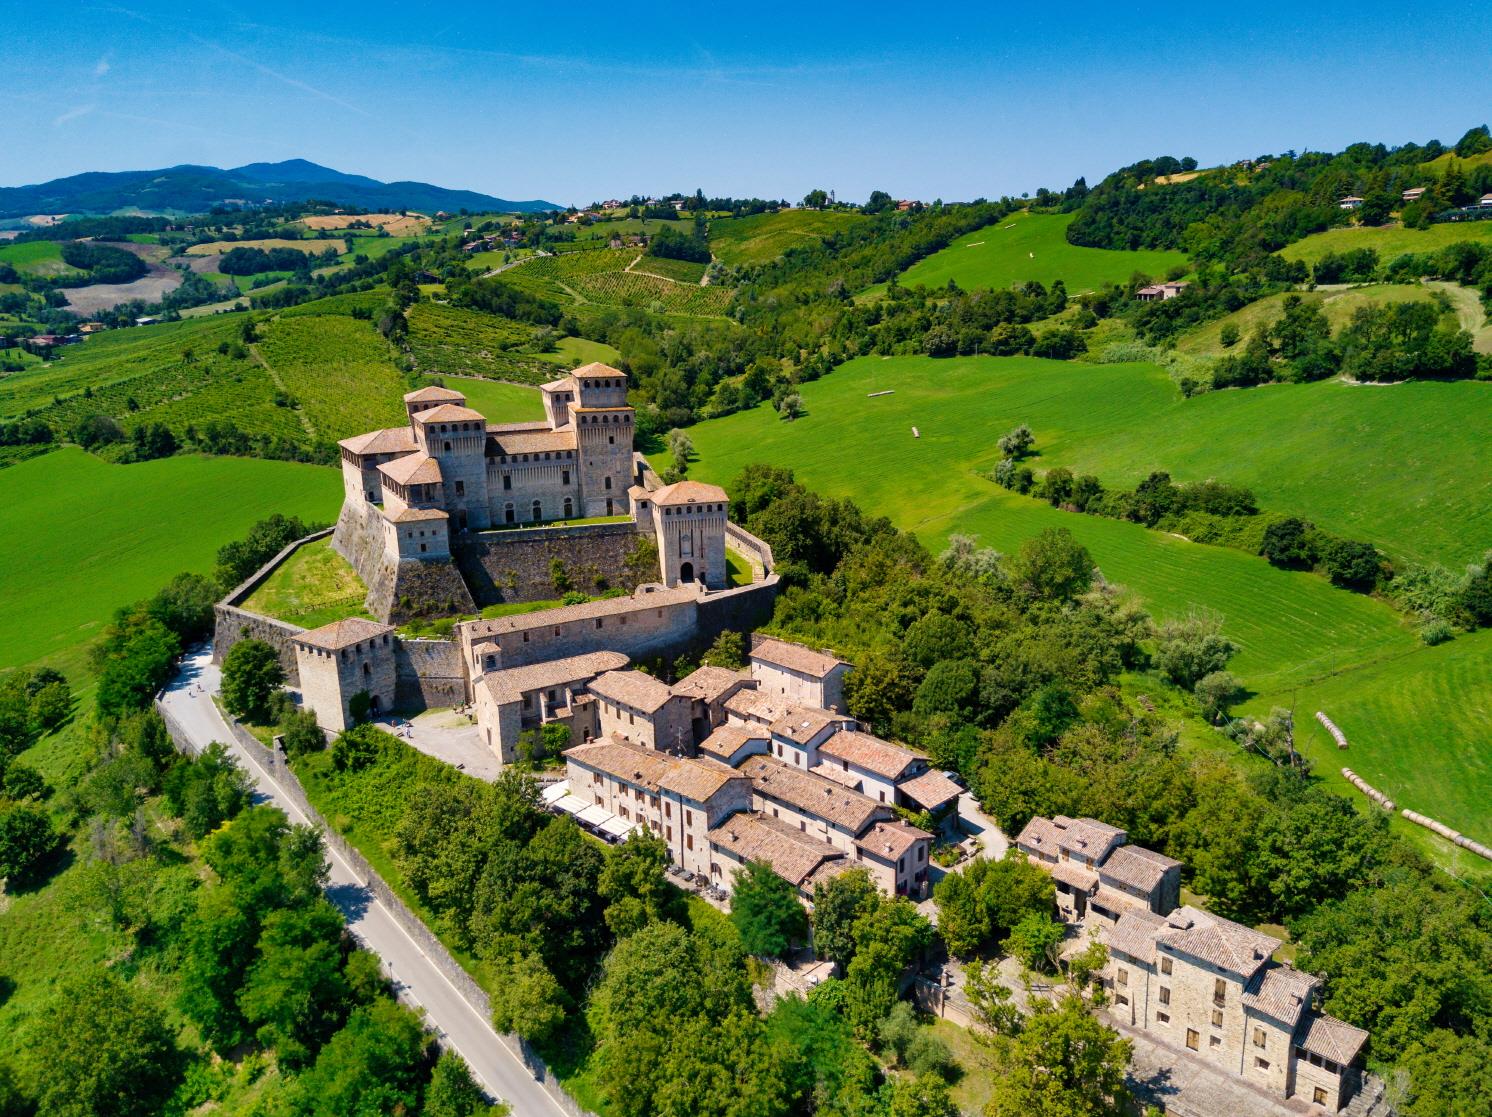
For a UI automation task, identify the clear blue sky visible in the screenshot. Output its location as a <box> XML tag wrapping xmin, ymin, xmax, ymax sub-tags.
<box><xmin>4</xmin><ymin>1</ymin><xmax>1489</xmax><ymax>206</ymax></box>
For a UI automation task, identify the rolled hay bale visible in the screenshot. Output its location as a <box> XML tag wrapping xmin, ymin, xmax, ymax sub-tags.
<box><xmin>1341</xmin><ymin>768</ymin><xmax>1393</xmax><ymax>811</ymax></box>
<box><xmin>1317</xmin><ymin>711</ymin><xmax>1350</xmax><ymax>748</ymax></box>
<box><xmin>1400</xmin><ymin>808</ymin><xmax>1492</xmax><ymax>860</ymax></box>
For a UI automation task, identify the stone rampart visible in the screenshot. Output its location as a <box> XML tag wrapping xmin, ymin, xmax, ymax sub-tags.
<box><xmin>395</xmin><ymin>638</ymin><xmax>466</xmax><ymax>709</ymax></box>
<box><xmin>213</xmin><ymin>606</ymin><xmax>307</xmax><ymax>683</ymax></box>
<box><xmin>697</xmin><ymin>576</ymin><xmax>780</xmax><ymax>644</ymax></box>
<box><xmin>387</xmin><ymin>558</ymin><xmax>476</xmax><ymax>624</ymax></box>
<box><xmin>454</xmin><ymin>521</ymin><xmax>651</xmax><ymax>606</ymax></box>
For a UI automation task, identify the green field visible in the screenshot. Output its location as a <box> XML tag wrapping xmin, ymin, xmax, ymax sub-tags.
<box><xmin>253</xmin><ymin>314</ymin><xmax>408</xmax><ymax>440</ymax></box>
<box><xmin>436</xmin><ymin>376</ymin><xmax>544</xmax><ymax>423</ymax></box>
<box><xmin>632</xmin><ymin>254</ymin><xmax>708</xmax><ymax>284</ymax></box>
<box><xmin>0</xmin><ymin>448</ymin><xmax>340</xmax><ymax>677</ymax></box>
<box><xmin>894</xmin><ymin>211</ymin><xmax>1189</xmax><ymax>293</ymax></box>
<box><xmin>500</xmin><ymin>249</ymin><xmax>734</xmax><ymax>317</ymax></box>
<box><xmin>0</xmin><ymin>240</ymin><xmax>83</xmax><ymax>278</ymax></box>
<box><xmin>1176</xmin><ymin>283</ymin><xmax>1448</xmax><ymax>356</ymax></box>
<box><xmin>679</xmin><ymin>355</ymin><xmax>1492</xmax><ymax>846</ymax></box>
<box><xmin>241</xmin><ymin>536</ymin><xmax>370</xmax><ymax>628</ymax></box>
<box><xmin>539</xmin><ymin>335</ymin><xmax>622</xmax><ymax>366</ymax></box>
<box><xmin>708</xmin><ymin>209</ymin><xmax>866</xmax><ymax>267</ymax></box>
<box><xmin>1280</xmin><ymin>220</ymin><xmax>1492</xmax><ymax>266</ymax></box>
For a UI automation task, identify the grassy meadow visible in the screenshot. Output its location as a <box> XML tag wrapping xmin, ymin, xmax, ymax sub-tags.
<box><xmin>434</xmin><ymin>376</ymin><xmax>544</xmax><ymax>423</ymax></box>
<box><xmin>708</xmin><ymin>209</ymin><xmax>867</xmax><ymax>266</ymax></box>
<box><xmin>0</xmin><ymin>240</ymin><xmax>82</xmax><ymax>278</ymax></box>
<box><xmin>893</xmin><ymin>211</ymin><xmax>1189</xmax><ymax>293</ymax></box>
<box><xmin>1175</xmin><ymin>283</ymin><xmax>1449</xmax><ymax>356</ymax></box>
<box><xmin>0</xmin><ymin>448</ymin><xmax>340</xmax><ymax>678</ymax></box>
<box><xmin>678</xmin><ymin>354</ymin><xmax>1492</xmax><ymax>843</ymax></box>
<box><xmin>1279</xmin><ymin>219</ymin><xmax>1492</xmax><ymax>266</ymax></box>
<box><xmin>241</xmin><ymin>536</ymin><xmax>370</xmax><ymax>628</ymax></box>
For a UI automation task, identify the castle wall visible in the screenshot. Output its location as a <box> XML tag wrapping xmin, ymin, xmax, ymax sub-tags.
<box><xmin>696</xmin><ymin>576</ymin><xmax>781</xmax><ymax>645</ymax></box>
<box><xmin>394</xmin><ymin>638</ymin><xmax>466</xmax><ymax>709</ymax></box>
<box><xmin>213</xmin><ymin>605</ymin><xmax>307</xmax><ymax>683</ymax></box>
<box><xmin>461</xmin><ymin>589</ymin><xmax>703</xmax><ymax>672</ymax></box>
<box><xmin>453</xmin><ymin>522</ymin><xmax>650</xmax><ymax>606</ymax></box>
<box><xmin>486</xmin><ymin>454</ymin><xmax>581</xmax><ymax>525</ymax></box>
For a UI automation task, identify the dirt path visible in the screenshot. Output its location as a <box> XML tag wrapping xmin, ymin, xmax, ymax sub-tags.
<box><xmin>480</xmin><ymin>250</ymin><xmax>550</xmax><ymax>278</ymax></box>
<box><xmin>1424</xmin><ymin>280</ymin><xmax>1492</xmax><ymax>353</ymax></box>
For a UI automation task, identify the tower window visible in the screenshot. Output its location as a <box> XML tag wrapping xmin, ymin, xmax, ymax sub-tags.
<box><xmin>604</xmin><ymin>476</ymin><xmax>612</xmax><ymax>490</ymax></box>
<box><xmin>503</xmin><ymin>475</ymin><xmax>512</xmax><ymax>490</ymax></box>
<box><xmin>608</xmin><ymin>435</ymin><xmax>614</xmax><ymax>444</ymax></box>
<box><xmin>444</xmin><ymin>441</ymin><xmax>452</xmax><ymax>452</ymax></box>
<box><xmin>562</xmin><ymin>470</ymin><xmax>570</xmax><ymax>485</ymax></box>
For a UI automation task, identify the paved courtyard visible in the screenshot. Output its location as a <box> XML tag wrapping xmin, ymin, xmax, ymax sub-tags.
<box><xmin>374</xmin><ymin>708</ymin><xmax>501</xmax><ymax>781</ymax></box>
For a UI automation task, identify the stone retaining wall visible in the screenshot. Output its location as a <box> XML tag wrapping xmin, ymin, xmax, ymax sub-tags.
<box><xmin>155</xmin><ymin>698</ymin><xmax>598</xmax><ymax>1117</ymax></box>
<box><xmin>454</xmin><ymin>521</ymin><xmax>651</xmax><ymax>607</ymax></box>
<box><xmin>395</xmin><ymin>638</ymin><xmax>466</xmax><ymax>709</ymax></box>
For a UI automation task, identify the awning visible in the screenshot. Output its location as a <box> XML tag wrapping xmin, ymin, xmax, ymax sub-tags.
<box><xmin>541</xmin><ymin>781</ymin><xmax>570</xmax><ymax>806</ymax></box>
<box><xmin>600</xmin><ymin>816</ymin><xmax>637</xmax><ymax>840</ymax></box>
<box><xmin>554</xmin><ymin>794</ymin><xmax>590</xmax><ymax>816</ymax></box>
<box><xmin>576</xmin><ymin>803</ymin><xmax>613</xmax><ymax>828</ymax></box>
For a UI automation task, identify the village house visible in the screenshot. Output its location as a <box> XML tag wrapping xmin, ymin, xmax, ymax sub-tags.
<box><xmin>707</xmin><ymin>811</ymin><xmax>847</xmax><ymax>897</ymax></box>
<box><xmin>748</xmin><ymin>634</ymin><xmax>853</xmax><ymax>712</ymax></box>
<box><xmin>1135</xmin><ymin>281</ymin><xmax>1189</xmax><ymax>302</ymax></box>
<box><xmin>671</xmin><ymin>664</ymin><xmax>755</xmax><ymax>739</ymax></box>
<box><xmin>1401</xmin><ymin>186</ymin><xmax>1426</xmax><ymax>203</ymax></box>
<box><xmin>589</xmin><ymin>668</ymin><xmax>695</xmax><ymax>753</ymax></box>
<box><xmin>470</xmin><ymin>649</ymin><xmax>627</xmax><ymax>760</ymax></box>
<box><xmin>1337</xmin><ymin>196</ymin><xmax>1363</xmax><ymax>210</ymax></box>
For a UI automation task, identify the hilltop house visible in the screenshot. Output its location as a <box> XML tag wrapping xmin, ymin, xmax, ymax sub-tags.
<box><xmin>1135</xmin><ymin>281</ymin><xmax>1189</xmax><ymax>301</ymax></box>
<box><xmin>1337</xmin><ymin>196</ymin><xmax>1363</xmax><ymax>210</ymax></box>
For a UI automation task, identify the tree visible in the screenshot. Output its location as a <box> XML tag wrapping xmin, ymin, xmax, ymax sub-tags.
<box><xmin>985</xmin><ymin>995</ymin><xmax>1133</xmax><ymax>1117</ymax></box>
<box><xmin>666</xmin><ymin>428</ymin><xmax>694</xmax><ymax>475</ymax></box>
<box><xmin>1260</xmin><ymin>517</ymin><xmax>1314</xmax><ymax>568</ymax></box>
<box><xmin>1194</xmin><ymin>670</ymin><xmax>1244</xmax><ymax>722</ymax></box>
<box><xmin>878</xmin><ymin>1000</ymin><xmax>921</xmax><ymax>1064</ymax></box>
<box><xmin>803</xmin><ymin>189</ymin><xmax>829</xmax><ymax>210</ymax></box>
<box><xmin>220</xmin><ymin>638</ymin><xmax>285</xmax><ymax>723</ymax></box>
<box><xmin>280</xmin><ymin>706</ymin><xmax>326</xmax><ymax>757</ymax></box>
<box><xmin>292</xmin><ymin>999</ymin><xmax>429</xmax><ymax>1117</ymax></box>
<box><xmin>1322</xmin><ymin>538</ymin><xmax>1383</xmax><ymax>590</ymax></box>
<box><xmin>811</xmin><ymin>867</ymin><xmax>880</xmax><ymax>967</ymax></box>
<box><xmin>1153</xmin><ymin>610</ymin><xmax>1236</xmax><ymax>689</ymax></box>
<box><xmin>700</xmin><ymin>629</ymin><xmax>746</xmax><ymax>669</ymax></box>
<box><xmin>599</xmin><ymin>828</ymin><xmax>680</xmax><ymax>935</ymax></box>
<box><xmin>1454</xmin><ymin>124</ymin><xmax>1492</xmax><ymax>158</ymax></box>
<box><xmin>1002</xmin><ymin>912</ymin><xmax>1065</xmax><ymax>972</ymax></box>
<box><xmin>238</xmin><ymin>899</ymin><xmax>353</xmax><ymax>1067</ymax></box>
<box><xmin>0</xmin><ymin>801</ymin><xmax>58</xmax><ymax>883</ymax></box>
<box><xmin>732</xmin><ymin>860</ymin><xmax>807</xmax><ymax>957</ymax></box>
<box><xmin>24</xmin><ymin>969</ymin><xmax>182</xmax><ymax>1117</ymax></box>
<box><xmin>425</xmin><ymin>1050</ymin><xmax>505</xmax><ymax>1117</ymax></box>
<box><xmin>489</xmin><ymin>952</ymin><xmax>569</xmax><ymax>1043</ymax></box>
<box><xmin>332</xmin><ymin>722</ymin><xmax>383</xmax><ymax>772</ymax></box>
<box><xmin>964</xmin><ymin>959</ymin><xmax>1022</xmax><ymax>1041</ymax></box>
<box><xmin>779</xmin><ymin>393</ymin><xmax>803</xmax><ymax>421</ymax></box>
<box><xmin>163</xmin><ymin>741</ymin><xmax>252</xmax><ymax>839</ymax></box>
<box><xmin>891</xmin><ymin>1073</ymin><xmax>959</xmax><ymax>1117</ymax></box>
<box><xmin>997</xmin><ymin>424</ymin><xmax>1034</xmax><ymax>460</ymax></box>
<box><xmin>1010</xmin><ymin>528</ymin><xmax>1093</xmax><ymax>602</ymax></box>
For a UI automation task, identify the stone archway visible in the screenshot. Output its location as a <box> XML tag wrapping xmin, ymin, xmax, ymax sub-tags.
<box><xmin>679</xmin><ymin>561</ymin><xmax>695</xmax><ymax>583</ymax></box>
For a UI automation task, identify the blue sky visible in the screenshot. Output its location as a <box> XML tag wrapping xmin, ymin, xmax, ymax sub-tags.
<box><xmin>4</xmin><ymin>1</ymin><xmax>1489</xmax><ymax>206</ymax></box>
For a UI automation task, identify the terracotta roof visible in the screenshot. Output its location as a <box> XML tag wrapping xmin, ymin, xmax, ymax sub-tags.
<box><xmin>589</xmin><ymin>670</ymin><xmax>677</xmax><ymax>714</ymax></box>
<box><xmin>481</xmin><ymin>651</ymin><xmax>629</xmax><ymax>704</ymax></box>
<box><xmin>564</xmin><ymin>736</ymin><xmax>672</xmax><ymax>791</ymax></box>
<box><xmin>853</xmin><ymin>819</ymin><xmax>930</xmax><ymax>863</ymax></box>
<box><xmin>708</xmin><ymin>811</ymin><xmax>844</xmax><ymax>887</ymax></box>
<box><xmin>412</xmin><ymin>403</ymin><xmax>487</xmax><ymax>424</ymax></box>
<box><xmin>898</xmin><ymin>769</ymin><xmax>962</xmax><ymax>810</ymax></box>
<box><xmin>1158</xmin><ymin>907</ymin><xmax>1280</xmax><ymax>977</ymax></box>
<box><xmin>379</xmin><ymin>453</ymin><xmax>442</xmax><ymax>486</ymax></box>
<box><xmin>385</xmin><ymin>507</ymin><xmax>448</xmax><ymax>523</ymax></box>
<box><xmin>656</xmin><ymin>756</ymin><xmax>744</xmax><ymax>803</ymax></box>
<box><xmin>818</xmin><ymin>730</ymin><xmax>919</xmax><ymax>779</ymax></box>
<box><xmin>673</xmin><ymin>665</ymin><xmax>750</xmax><ymax>703</ymax></box>
<box><xmin>339</xmin><ymin>427</ymin><xmax>418</xmax><ymax>456</ymax></box>
<box><xmin>1015</xmin><ymin>816</ymin><xmax>1063</xmax><ymax>858</ymax></box>
<box><xmin>723</xmin><ymin>688</ymin><xmax>794</xmax><ymax>726</ymax></box>
<box><xmin>1049</xmin><ymin>859</ymin><xmax>1099</xmax><ymax>892</ymax></box>
<box><xmin>487</xmin><ymin>427</ymin><xmax>577</xmax><ymax>455</ymax></box>
<box><xmin>539</xmin><ymin>377</ymin><xmax>574</xmax><ymax>393</ymax></box>
<box><xmin>1055</xmin><ymin>816</ymin><xmax>1127</xmax><ymax>859</ymax></box>
<box><xmin>487</xmin><ymin>420</ymin><xmax>553</xmax><ymax>433</ymax></box>
<box><xmin>294</xmin><ymin>617</ymin><xmax>394</xmax><ymax>651</ymax></box>
<box><xmin>1295</xmin><ymin>1012</ymin><xmax>1368</xmax><ymax>1066</ymax></box>
<box><xmin>698</xmin><ymin>724</ymin><xmax>768</xmax><ymax>761</ymax></box>
<box><xmin>749</xmin><ymin>635</ymin><xmax>849</xmax><ymax>678</ymax></box>
<box><xmin>1103</xmin><ymin>908</ymin><xmax>1169</xmax><ymax>964</ymax></box>
<box><xmin>736</xmin><ymin>754</ymin><xmax>889</xmax><ymax>833</ymax></box>
<box><xmin>769</xmin><ymin>705</ymin><xmax>846</xmax><ymax>746</ymax></box>
<box><xmin>651</xmin><ymin>479</ymin><xmax>728</xmax><ymax>507</ymax></box>
<box><xmin>571</xmin><ymin>361</ymin><xmax>625</xmax><ymax>379</ymax></box>
<box><xmin>403</xmin><ymin>385</ymin><xmax>466</xmax><ymax>403</ymax></box>
<box><xmin>460</xmin><ymin>585</ymin><xmax>699</xmax><ymax>640</ymax></box>
<box><xmin>1243</xmin><ymin>964</ymin><xmax>1318</xmax><ymax>1029</ymax></box>
<box><xmin>1098</xmin><ymin>845</ymin><xmax>1181</xmax><ymax>894</ymax></box>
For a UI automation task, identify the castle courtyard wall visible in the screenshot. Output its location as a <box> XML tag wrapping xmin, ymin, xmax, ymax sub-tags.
<box><xmin>394</xmin><ymin>638</ymin><xmax>466</xmax><ymax>709</ymax></box>
<box><xmin>453</xmin><ymin>522</ymin><xmax>651</xmax><ymax>606</ymax></box>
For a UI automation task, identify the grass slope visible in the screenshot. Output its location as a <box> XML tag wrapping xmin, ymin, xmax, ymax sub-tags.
<box><xmin>708</xmin><ymin>209</ymin><xmax>867</xmax><ymax>267</ymax></box>
<box><xmin>895</xmin><ymin>211</ymin><xmax>1188</xmax><ymax>293</ymax></box>
<box><xmin>1279</xmin><ymin>220</ymin><xmax>1492</xmax><ymax>266</ymax></box>
<box><xmin>241</xmin><ymin>536</ymin><xmax>370</xmax><ymax>628</ymax></box>
<box><xmin>0</xmin><ymin>448</ymin><xmax>340</xmax><ymax>677</ymax></box>
<box><xmin>436</xmin><ymin>377</ymin><xmax>544</xmax><ymax>423</ymax></box>
<box><xmin>0</xmin><ymin>240</ymin><xmax>83</xmax><ymax>278</ymax></box>
<box><xmin>1176</xmin><ymin>283</ymin><xmax>1447</xmax><ymax>356</ymax></box>
<box><xmin>254</xmin><ymin>314</ymin><xmax>408</xmax><ymax>440</ymax></box>
<box><xmin>689</xmin><ymin>354</ymin><xmax>1491</xmax><ymax>567</ymax></box>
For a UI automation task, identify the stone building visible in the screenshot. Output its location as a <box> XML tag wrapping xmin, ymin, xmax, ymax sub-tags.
<box><xmin>471</xmin><ymin>650</ymin><xmax>628</xmax><ymax>764</ymax></box>
<box><xmin>292</xmin><ymin>618</ymin><xmax>397</xmax><ymax>732</ymax></box>
<box><xmin>748</xmin><ymin>635</ymin><xmax>852</xmax><ymax>712</ymax></box>
<box><xmin>588</xmin><ymin>669</ymin><xmax>695</xmax><ymax>754</ymax></box>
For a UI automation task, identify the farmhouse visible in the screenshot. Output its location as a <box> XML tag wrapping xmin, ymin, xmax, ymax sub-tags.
<box><xmin>1401</xmin><ymin>186</ymin><xmax>1426</xmax><ymax>203</ymax></box>
<box><xmin>1337</xmin><ymin>196</ymin><xmax>1363</xmax><ymax>210</ymax></box>
<box><xmin>1017</xmin><ymin>813</ymin><xmax>1369</xmax><ymax>1112</ymax></box>
<box><xmin>1135</xmin><ymin>281</ymin><xmax>1189</xmax><ymax>301</ymax></box>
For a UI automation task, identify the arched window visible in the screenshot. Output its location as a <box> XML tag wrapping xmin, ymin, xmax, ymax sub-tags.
<box><xmin>532</xmin><ymin>499</ymin><xmax>542</xmax><ymax>521</ymax></box>
<box><xmin>504</xmin><ymin>503</ymin><xmax>515</xmax><ymax>524</ymax></box>
<box><xmin>563</xmin><ymin>496</ymin><xmax>574</xmax><ymax>518</ymax></box>
<box><xmin>444</xmin><ymin>441</ymin><xmax>452</xmax><ymax>452</ymax></box>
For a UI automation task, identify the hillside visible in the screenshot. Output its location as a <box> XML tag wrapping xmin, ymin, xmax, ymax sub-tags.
<box><xmin>892</xmin><ymin>211</ymin><xmax>1189</xmax><ymax>293</ymax></box>
<box><xmin>0</xmin><ymin>159</ymin><xmax>557</xmax><ymax>219</ymax></box>
<box><xmin>708</xmin><ymin>209</ymin><xmax>867</xmax><ymax>266</ymax></box>
<box><xmin>1278</xmin><ymin>219</ymin><xmax>1492</xmax><ymax>266</ymax></box>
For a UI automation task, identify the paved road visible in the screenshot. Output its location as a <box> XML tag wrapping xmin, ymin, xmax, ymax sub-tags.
<box><xmin>160</xmin><ymin>649</ymin><xmax>566</xmax><ymax>1117</ymax></box>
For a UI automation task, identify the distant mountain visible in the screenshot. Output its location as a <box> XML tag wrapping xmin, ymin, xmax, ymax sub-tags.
<box><xmin>0</xmin><ymin>160</ymin><xmax>558</xmax><ymax>219</ymax></box>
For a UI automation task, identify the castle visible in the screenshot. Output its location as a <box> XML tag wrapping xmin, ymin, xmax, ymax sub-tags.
<box><xmin>331</xmin><ymin>363</ymin><xmax>729</xmax><ymax>621</ymax></box>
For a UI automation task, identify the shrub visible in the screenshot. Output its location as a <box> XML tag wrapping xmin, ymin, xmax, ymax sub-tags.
<box><xmin>1154</xmin><ymin>611</ymin><xmax>1237</xmax><ymax>689</ymax></box>
<box><xmin>1419</xmin><ymin>619</ymin><xmax>1454</xmax><ymax>646</ymax></box>
<box><xmin>331</xmin><ymin>723</ymin><xmax>382</xmax><ymax>772</ymax></box>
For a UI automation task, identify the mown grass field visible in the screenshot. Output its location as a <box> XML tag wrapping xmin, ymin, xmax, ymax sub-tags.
<box><xmin>1175</xmin><ymin>283</ymin><xmax>1448</xmax><ymax>355</ymax></box>
<box><xmin>0</xmin><ymin>448</ymin><xmax>340</xmax><ymax>678</ymax></box>
<box><xmin>1279</xmin><ymin>219</ymin><xmax>1492</xmax><ymax>266</ymax></box>
<box><xmin>894</xmin><ymin>211</ymin><xmax>1189</xmax><ymax>293</ymax></box>
<box><xmin>436</xmin><ymin>376</ymin><xmax>544</xmax><ymax>423</ymax></box>
<box><xmin>708</xmin><ymin>209</ymin><xmax>866</xmax><ymax>266</ymax></box>
<box><xmin>242</xmin><ymin>536</ymin><xmax>369</xmax><ymax>628</ymax></box>
<box><xmin>0</xmin><ymin>239</ymin><xmax>83</xmax><ymax>278</ymax></box>
<box><xmin>184</xmin><ymin>237</ymin><xmax>345</xmax><ymax>256</ymax></box>
<box><xmin>679</xmin><ymin>354</ymin><xmax>1492</xmax><ymax>844</ymax></box>
<box><xmin>540</xmin><ymin>335</ymin><xmax>621</xmax><ymax>366</ymax></box>
<box><xmin>692</xmin><ymin>354</ymin><xmax>1492</xmax><ymax>567</ymax></box>
<box><xmin>254</xmin><ymin>314</ymin><xmax>408</xmax><ymax>439</ymax></box>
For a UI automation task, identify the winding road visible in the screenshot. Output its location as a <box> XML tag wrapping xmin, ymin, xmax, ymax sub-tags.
<box><xmin>159</xmin><ymin>649</ymin><xmax>566</xmax><ymax>1117</ymax></box>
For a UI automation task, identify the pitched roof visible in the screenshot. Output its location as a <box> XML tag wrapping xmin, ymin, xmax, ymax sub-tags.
<box><xmin>339</xmin><ymin>427</ymin><xmax>418</xmax><ymax>456</ymax></box>
<box><xmin>480</xmin><ymin>650</ymin><xmax>629</xmax><ymax>704</ymax></box>
<box><xmin>749</xmin><ymin>635</ymin><xmax>849</xmax><ymax>678</ymax></box>
<box><xmin>385</xmin><ymin>507</ymin><xmax>448</xmax><ymax>523</ymax></box>
<box><xmin>672</xmin><ymin>665</ymin><xmax>749</xmax><ymax>703</ymax></box>
<box><xmin>564</xmin><ymin>735</ymin><xmax>741</xmax><ymax>804</ymax></box>
<box><xmin>1103</xmin><ymin>908</ymin><xmax>1169</xmax><ymax>964</ymax></box>
<box><xmin>898</xmin><ymin>769</ymin><xmax>962</xmax><ymax>811</ymax></box>
<box><xmin>1099</xmin><ymin>845</ymin><xmax>1181</xmax><ymax>894</ymax></box>
<box><xmin>294</xmin><ymin>617</ymin><xmax>394</xmax><ymax>651</ymax></box>
<box><xmin>1295</xmin><ymin>1012</ymin><xmax>1368</xmax><ymax>1066</ymax></box>
<box><xmin>769</xmin><ymin>705</ymin><xmax>846</xmax><ymax>746</ymax></box>
<box><xmin>403</xmin><ymin>385</ymin><xmax>466</xmax><ymax>403</ymax></box>
<box><xmin>539</xmin><ymin>377</ymin><xmax>574</xmax><ymax>393</ymax></box>
<box><xmin>1015</xmin><ymin>815</ymin><xmax>1063</xmax><ymax>858</ymax></box>
<box><xmin>698</xmin><ymin>724</ymin><xmax>768</xmax><ymax>761</ymax></box>
<box><xmin>412</xmin><ymin>403</ymin><xmax>487</xmax><ymax>424</ymax></box>
<box><xmin>853</xmin><ymin>819</ymin><xmax>930</xmax><ymax>863</ymax></box>
<box><xmin>1157</xmin><ymin>907</ymin><xmax>1280</xmax><ymax>977</ymax></box>
<box><xmin>723</xmin><ymin>688</ymin><xmax>795</xmax><ymax>725</ymax></box>
<box><xmin>1050</xmin><ymin>859</ymin><xmax>1099</xmax><ymax>892</ymax></box>
<box><xmin>460</xmin><ymin>585</ymin><xmax>699</xmax><ymax>641</ymax></box>
<box><xmin>571</xmin><ymin>361</ymin><xmax>625</xmax><ymax>379</ymax></box>
<box><xmin>735</xmin><ymin>754</ymin><xmax>889</xmax><ymax>833</ymax></box>
<box><xmin>1054</xmin><ymin>816</ymin><xmax>1127</xmax><ymax>859</ymax></box>
<box><xmin>1243</xmin><ymin>964</ymin><xmax>1318</xmax><ymax>1029</ymax></box>
<box><xmin>589</xmin><ymin>670</ymin><xmax>677</xmax><ymax>714</ymax></box>
<box><xmin>378</xmin><ymin>453</ymin><xmax>442</xmax><ymax>486</ymax></box>
<box><xmin>486</xmin><ymin>427</ymin><xmax>577</xmax><ymax>455</ymax></box>
<box><xmin>708</xmin><ymin>811</ymin><xmax>844</xmax><ymax>887</ymax></box>
<box><xmin>818</xmin><ymin>730</ymin><xmax>919</xmax><ymax>779</ymax></box>
<box><xmin>656</xmin><ymin>756</ymin><xmax>744</xmax><ymax>802</ymax></box>
<box><xmin>651</xmin><ymin>479</ymin><xmax>728</xmax><ymax>507</ymax></box>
